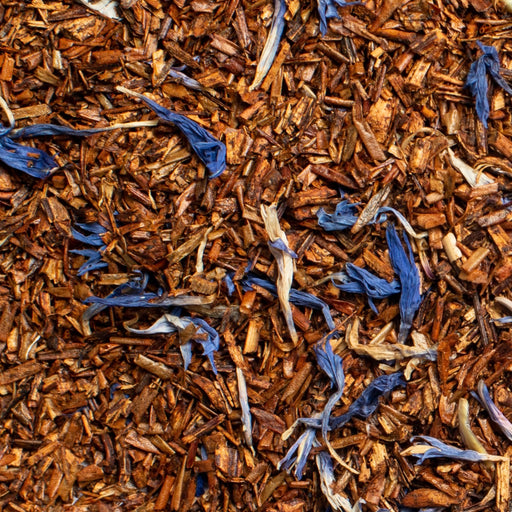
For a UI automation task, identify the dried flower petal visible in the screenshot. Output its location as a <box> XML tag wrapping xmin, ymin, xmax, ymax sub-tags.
<box><xmin>466</xmin><ymin>41</ymin><xmax>512</xmax><ymax>128</ymax></box>
<box><xmin>242</xmin><ymin>274</ymin><xmax>335</xmax><ymax>330</ymax></box>
<box><xmin>77</xmin><ymin>0</ymin><xmax>120</xmax><ymax>19</ymax></box>
<box><xmin>278</xmin><ymin>426</ymin><xmax>318</xmax><ymax>479</ymax></box>
<box><xmin>126</xmin><ymin>313</ymin><xmax>220</xmax><ymax>374</ymax></box>
<box><xmin>328</xmin><ymin>372</ymin><xmax>405</xmax><ymax>429</ymax></box>
<box><xmin>332</xmin><ymin>262</ymin><xmax>400</xmax><ymax>314</ymax></box>
<box><xmin>292</xmin><ymin>372</ymin><xmax>405</xmax><ymax>431</ymax></box>
<box><xmin>458</xmin><ymin>397</ymin><xmax>489</xmax><ymax>455</ymax></box>
<box><xmin>404</xmin><ymin>435</ymin><xmax>506</xmax><ymax>464</ymax></box>
<box><xmin>346</xmin><ymin>319</ymin><xmax>436</xmax><ymax>362</ymax></box>
<box><xmin>316</xmin><ymin>200</ymin><xmax>359</xmax><ymax>231</ymax></box>
<box><xmin>69</xmin><ymin>248</ymin><xmax>108</xmax><ymax>276</ymax></box>
<box><xmin>71</xmin><ymin>223</ymin><xmax>107</xmax><ymax>247</ymax></box>
<box><xmin>0</xmin><ymin>136</ymin><xmax>57</xmax><ymax>178</ymax></box>
<box><xmin>268</xmin><ymin>239</ymin><xmax>298</xmax><ymax>258</ymax></box>
<box><xmin>314</xmin><ymin>339</ymin><xmax>344</xmax><ymax>437</ymax></box>
<box><xmin>477</xmin><ymin>380</ymin><xmax>512</xmax><ymax>442</ymax></box>
<box><xmin>261</xmin><ymin>204</ymin><xmax>297</xmax><ymax>342</ymax></box>
<box><xmin>446</xmin><ymin>148</ymin><xmax>494</xmax><ymax>187</ymax></box>
<box><xmin>316</xmin><ymin>451</ymin><xmax>365</xmax><ymax>512</ymax></box>
<box><xmin>236</xmin><ymin>367</ymin><xmax>254</xmax><ymax>452</ymax></box>
<box><xmin>249</xmin><ymin>0</ymin><xmax>286</xmax><ymax>90</ymax></box>
<box><xmin>377</xmin><ymin>207</ymin><xmax>428</xmax><ymax>239</ymax></box>
<box><xmin>386</xmin><ymin>224</ymin><xmax>422</xmax><ymax>343</ymax></box>
<box><xmin>117</xmin><ymin>86</ymin><xmax>226</xmax><ymax>178</ymax></box>
<box><xmin>317</xmin><ymin>0</ymin><xmax>361</xmax><ymax>36</ymax></box>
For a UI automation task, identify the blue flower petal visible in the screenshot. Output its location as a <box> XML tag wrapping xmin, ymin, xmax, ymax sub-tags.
<box><xmin>466</xmin><ymin>42</ymin><xmax>512</xmax><ymax>128</ymax></box>
<box><xmin>317</xmin><ymin>0</ymin><xmax>362</xmax><ymax>35</ymax></box>
<box><xmin>316</xmin><ymin>200</ymin><xmax>359</xmax><ymax>231</ymax></box>
<box><xmin>269</xmin><ymin>239</ymin><xmax>298</xmax><ymax>258</ymax></box>
<box><xmin>333</xmin><ymin>263</ymin><xmax>400</xmax><ymax>314</ymax></box>
<box><xmin>242</xmin><ymin>274</ymin><xmax>335</xmax><ymax>330</ymax></box>
<box><xmin>409</xmin><ymin>435</ymin><xmax>504</xmax><ymax>464</ymax></box>
<box><xmin>314</xmin><ymin>339</ymin><xmax>345</xmax><ymax>442</ymax></box>
<box><xmin>120</xmin><ymin>91</ymin><xmax>226</xmax><ymax>178</ymax></box>
<box><xmin>69</xmin><ymin>248</ymin><xmax>108</xmax><ymax>276</ymax></box>
<box><xmin>0</xmin><ymin>136</ymin><xmax>57</xmax><ymax>178</ymax></box>
<box><xmin>477</xmin><ymin>380</ymin><xmax>512</xmax><ymax>442</ymax></box>
<box><xmin>71</xmin><ymin>223</ymin><xmax>107</xmax><ymax>247</ymax></box>
<box><xmin>386</xmin><ymin>224</ymin><xmax>422</xmax><ymax>343</ymax></box>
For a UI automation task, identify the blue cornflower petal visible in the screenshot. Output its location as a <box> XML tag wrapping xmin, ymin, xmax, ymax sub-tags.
<box><xmin>269</xmin><ymin>239</ymin><xmax>298</xmax><ymax>258</ymax></box>
<box><xmin>317</xmin><ymin>0</ymin><xmax>362</xmax><ymax>35</ymax></box>
<box><xmin>408</xmin><ymin>435</ymin><xmax>505</xmax><ymax>464</ymax></box>
<box><xmin>0</xmin><ymin>135</ymin><xmax>57</xmax><ymax>178</ymax></box>
<box><xmin>71</xmin><ymin>223</ymin><xmax>107</xmax><ymax>247</ymax></box>
<box><xmin>333</xmin><ymin>263</ymin><xmax>401</xmax><ymax>314</ymax></box>
<box><xmin>316</xmin><ymin>200</ymin><xmax>359</xmax><ymax>231</ymax></box>
<box><xmin>314</xmin><ymin>339</ymin><xmax>345</xmax><ymax>443</ymax></box>
<box><xmin>278</xmin><ymin>427</ymin><xmax>318</xmax><ymax>479</ymax></box>
<box><xmin>492</xmin><ymin>316</ymin><xmax>512</xmax><ymax>324</ymax></box>
<box><xmin>223</xmin><ymin>273</ymin><xmax>235</xmax><ymax>295</ymax></box>
<box><xmin>386</xmin><ymin>224</ymin><xmax>422</xmax><ymax>343</ymax></box>
<box><xmin>242</xmin><ymin>274</ymin><xmax>335</xmax><ymax>330</ymax></box>
<box><xmin>191</xmin><ymin>317</ymin><xmax>220</xmax><ymax>374</ymax></box>
<box><xmin>329</xmin><ymin>372</ymin><xmax>405</xmax><ymax>429</ymax></box>
<box><xmin>466</xmin><ymin>42</ymin><xmax>512</xmax><ymax>128</ymax></box>
<box><xmin>477</xmin><ymin>380</ymin><xmax>512</xmax><ymax>442</ymax></box>
<box><xmin>293</xmin><ymin>372</ymin><xmax>405</xmax><ymax>431</ymax></box>
<box><xmin>117</xmin><ymin>87</ymin><xmax>226</xmax><ymax>178</ymax></box>
<box><xmin>249</xmin><ymin>0</ymin><xmax>287</xmax><ymax>90</ymax></box>
<box><xmin>124</xmin><ymin>312</ymin><xmax>220</xmax><ymax>374</ymax></box>
<box><xmin>11</xmin><ymin>124</ymin><xmax>111</xmax><ymax>138</ymax></box>
<box><xmin>69</xmin><ymin>248</ymin><xmax>108</xmax><ymax>276</ymax></box>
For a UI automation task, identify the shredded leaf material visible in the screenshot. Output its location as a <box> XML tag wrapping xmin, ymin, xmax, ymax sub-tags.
<box><xmin>260</xmin><ymin>204</ymin><xmax>298</xmax><ymax>343</ymax></box>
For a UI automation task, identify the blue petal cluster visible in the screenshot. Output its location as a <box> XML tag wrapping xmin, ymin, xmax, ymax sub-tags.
<box><xmin>466</xmin><ymin>41</ymin><xmax>512</xmax><ymax>128</ymax></box>
<box><xmin>316</xmin><ymin>200</ymin><xmax>359</xmax><ymax>231</ymax></box>
<box><xmin>333</xmin><ymin>262</ymin><xmax>400</xmax><ymax>314</ymax></box>
<box><xmin>70</xmin><ymin>222</ymin><xmax>108</xmax><ymax>276</ymax></box>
